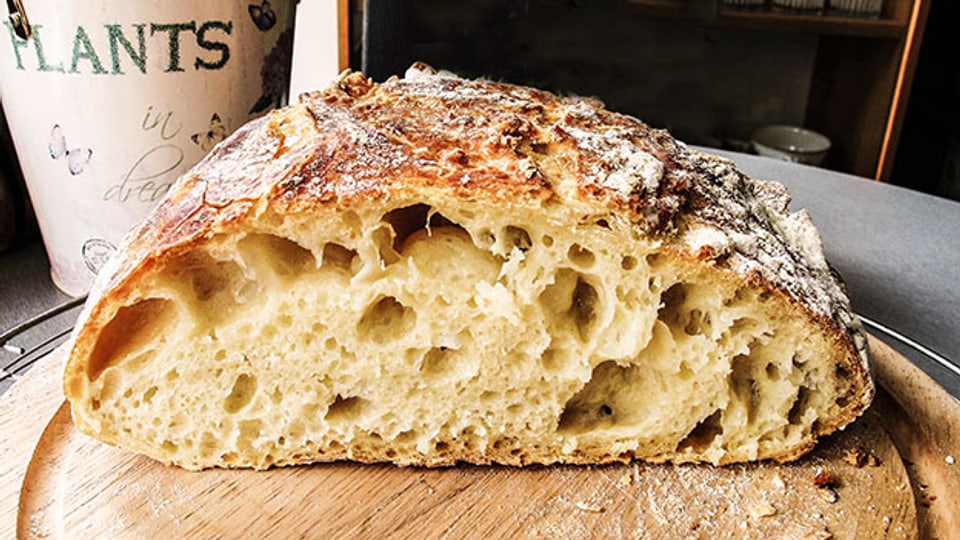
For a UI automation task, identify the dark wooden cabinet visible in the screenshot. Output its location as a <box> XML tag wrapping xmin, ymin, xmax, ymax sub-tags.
<box><xmin>624</xmin><ymin>0</ymin><xmax>931</xmax><ymax>180</ymax></box>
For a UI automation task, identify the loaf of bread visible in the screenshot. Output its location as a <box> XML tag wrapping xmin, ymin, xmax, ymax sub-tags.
<box><xmin>63</xmin><ymin>64</ymin><xmax>873</xmax><ymax>470</ymax></box>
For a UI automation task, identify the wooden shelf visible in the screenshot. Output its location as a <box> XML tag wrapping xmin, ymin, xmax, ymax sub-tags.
<box><xmin>625</xmin><ymin>1</ymin><xmax>907</xmax><ymax>39</ymax></box>
<box><xmin>717</xmin><ymin>10</ymin><xmax>905</xmax><ymax>38</ymax></box>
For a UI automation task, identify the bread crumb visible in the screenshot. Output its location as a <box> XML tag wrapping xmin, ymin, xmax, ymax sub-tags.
<box><xmin>750</xmin><ymin>500</ymin><xmax>777</xmax><ymax>518</ymax></box>
<box><xmin>946</xmin><ymin>455</ymin><xmax>956</xmax><ymax>465</ymax></box>
<box><xmin>817</xmin><ymin>487</ymin><xmax>838</xmax><ymax>504</ymax></box>
<box><xmin>812</xmin><ymin>467</ymin><xmax>838</xmax><ymax>489</ymax></box>
<box><xmin>573</xmin><ymin>501</ymin><xmax>605</xmax><ymax>513</ymax></box>
<box><xmin>843</xmin><ymin>446</ymin><xmax>880</xmax><ymax>467</ymax></box>
<box><xmin>843</xmin><ymin>447</ymin><xmax>867</xmax><ymax>467</ymax></box>
<box><xmin>771</xmin><ymin>470</ymin><xmax>786</xmax><ymax>492</ymax></box>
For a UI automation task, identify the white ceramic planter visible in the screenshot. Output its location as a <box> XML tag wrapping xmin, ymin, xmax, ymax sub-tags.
<box><xmin>0</xmin><ymin>0</ymin><xmax>295</xmax><ymax>295</ymax></box>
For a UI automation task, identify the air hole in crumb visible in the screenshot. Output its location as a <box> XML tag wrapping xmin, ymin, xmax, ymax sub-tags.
<box><xmin>161</xmin><ymin>440</ymin><xmax>178</xmax><ymax>454</ymax></box>
<box><xmin>683</xmin><ymin>309</ymin><xmax>709</xmax><ymax>336</ymax></box>
<box><xmin>357</xmin><ymin>296</ymin><xmax>416</xmax><ymax>344</ymax></box>
<box><xmin>541</xmin><ymin>347</ymin><xmax>572</xmax><ymax>371</ymax></box>
<box><xmin>571</xmin><ymin>279</ymin><xmax>599</xmax><ymax>341</ymax></box>
<box><xmin>596</xmin><ymin>218</ymin><xmax>610</xmax><ymax>229</ymax></box>
<box><xmin>200</xmin><ymin>431</ymin><xmax>220</xmax><ymax>458</ymax></box>
<box><xmin>382</xmin><ymin>204</ymin><xmax>462</xmax><ymax>253</ymax></box>
<box><xmin>789</xmin><ymin>386</ymin><xmax>812</xmax><ymax>425</ymax></box>
<box><xmin>238</xmin><ymin>233</ymin><xmax>317</xmax><ymax>279</ymax></box>
<box><xmin>224</xmin><ymin>373</ymin><xmax>258</xmax><ymax>414</ymax></box>
<box><xmin>658</xmin><ymin>283</ymin><xmax>712</xmax><ymax>338</ymax></box>
<box><xmin>322</xmin><ymin>243</ymin><xmax>359</xmax><ymax>273</ymax></box>
<box><xmin>325</xmin><ymin>395</ymin><xmax>370</xmax><ymax>423</ymax></box>
<box><xmin>396</xmin><ymin>430</ymin><xmax>417</xmax><ymax>444</ymax></box>
<box><xmin>676</xmin><ymin>409</ymin><xmax>724</xmax><ymax>453</ymax></box>
<box><xmin>567</xmin><ymin>244</ymin><xmax>596</xmax><ymax>268</ymax></box>
<box><xmin>765</xmin><ymin>363</ymin><xmax>780</xmax><ymax>380</ymax></box>
<box><xmin>435</xmin><ymin>441</ymin><xmax>450</xmax><ymax>453</ymax></box>
<box><xmin>504</xmin><ymin>226</ymin><xmax>532</xmax><ymax>252</ymax></box>
<box><xmin>542</xmin><ymin>234</ymin><xmax>554</xmax><ymax>247</ymax></box>
<box><xmin>731</xmin><ymin>354</ymin><xmax>759</xmax><ymax>424</ymax></box>
<box><xmin>539</xmin><ymin>270</ymin><xmax>599</xmax><ymax>342</ymax></box>
<box><xmin>480</xmin><ymin>391</ymin><xmax>498</xmax><ymax>403</ymax></box>
<box><xmin>421</xmin><ymin>347</ymin><xmax>456</xmax><ymax>377</ymax></box>
<box><xmin>477</xmin><ymin>229</ymin><xmax>496</xmax><ymax>248</ymax></box>
<box><xmin>372</xmin><ymin>225</ymin><xmax>400</xmax><ymax>266</ymax></box>
<box><xmin>621</xmin><ymin>255</ymin><xmax>638</xmax><ymax>271</ymax></box>
<box><xmin>558</xmin><ymin>361</ymin><xmax>639</xmax><ymax>433</ymax></box>
<box><xmin>237</xmin><ymin>418</ymin><xmax>263</xmax><ymax>446</ymax></box>
<box><xmin>658</xmin><ymin>283</ymin><xmax>687</xmax><ymax>328</ymax></box>
<box><xmin>645</xmin><ymin>253</ymin><xmax>664</xmax><ymax>268</ymax></box>
<box><xmin>87</xmin><ymin>298</ymin><xmax>177</xmax><ymax>381</ymax></box>
<box><xmin>143</xmin><ymin>386</ymin><xmax>158</xmax><ymax>404</ymax></box>
<box><xmin>382</xmin><ymin>204</ymin><xmax>427</xmax><ymax>251</ymax></box>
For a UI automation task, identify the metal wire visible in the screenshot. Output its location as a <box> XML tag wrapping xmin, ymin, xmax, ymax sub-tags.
<box><xmin>857</xmin><ymin>314</ymin><xmax>960</xmax><ymax>380</ymax></box>
<box><xmin>0</xmin><ymin>296</ymin><xmax>85</xmax><ymax>382</ymax></box>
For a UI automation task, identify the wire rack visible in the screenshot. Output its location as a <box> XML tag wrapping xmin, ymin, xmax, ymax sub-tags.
<box><xmin>0</xmin><ymin>296</ymin><xmax>86</xmax><ymax>394</ymax></box>
<box><xmin>1</xmin><ymin>297</ymin><xmax>958</xmax><ymax>399</ymax></box>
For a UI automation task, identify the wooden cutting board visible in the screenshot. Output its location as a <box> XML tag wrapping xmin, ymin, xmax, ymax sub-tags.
<box><xmin>1</xmin><ymin>336</ymin><xmax>958</xmax><ymax>539</ymax></box>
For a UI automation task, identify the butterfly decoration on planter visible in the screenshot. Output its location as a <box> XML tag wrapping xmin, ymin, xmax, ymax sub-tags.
<box><xmin>191</xmin><ymin>113</ymin><xmax>227</xmax><ymax>152</ymax></box>
<box><xmin>249</xmin><ymin>0</ymin><xmax>277</xmax><ymax>32</ymax></box>
<box><xmin>48</xmin><ymin>124</ymin><xmax>92</xmax><ymax>175</ymax></box>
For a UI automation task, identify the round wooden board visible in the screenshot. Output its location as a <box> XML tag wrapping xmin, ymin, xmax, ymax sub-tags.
<box><xmin>3</xmin><ymin>336</ymin><xmax>959</xmax><ymax>539</ymax></box>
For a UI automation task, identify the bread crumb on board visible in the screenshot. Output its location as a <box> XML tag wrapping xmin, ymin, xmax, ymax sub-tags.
<box><xmin>749</xmin><ymin>500</ymin><xmax>778</xmax><ymax>519</ymax></box>
<box><xmin>573</xmin><ymin>501</ymin><xmax>605</xmax><ymax>513</ymax></box>
<box><xmin>812</xmin><ymin>467</ymin><xmax>838</xmax><ymax>489</ymax></box>
<box><xmin>812</xmin><ymin>466</ymin><xmax>839</xmax><ymax>504</ymax></box>
<box><xmin>843</xmin><ymin>446</ymin><xmax>881</xmax><ymax>468</ymax></box>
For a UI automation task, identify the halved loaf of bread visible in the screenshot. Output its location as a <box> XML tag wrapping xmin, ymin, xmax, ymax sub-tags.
<box><xmin>63</xmin><ymin>64</ymin><xmax>873</xmax><ymax>470</ymax></box>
